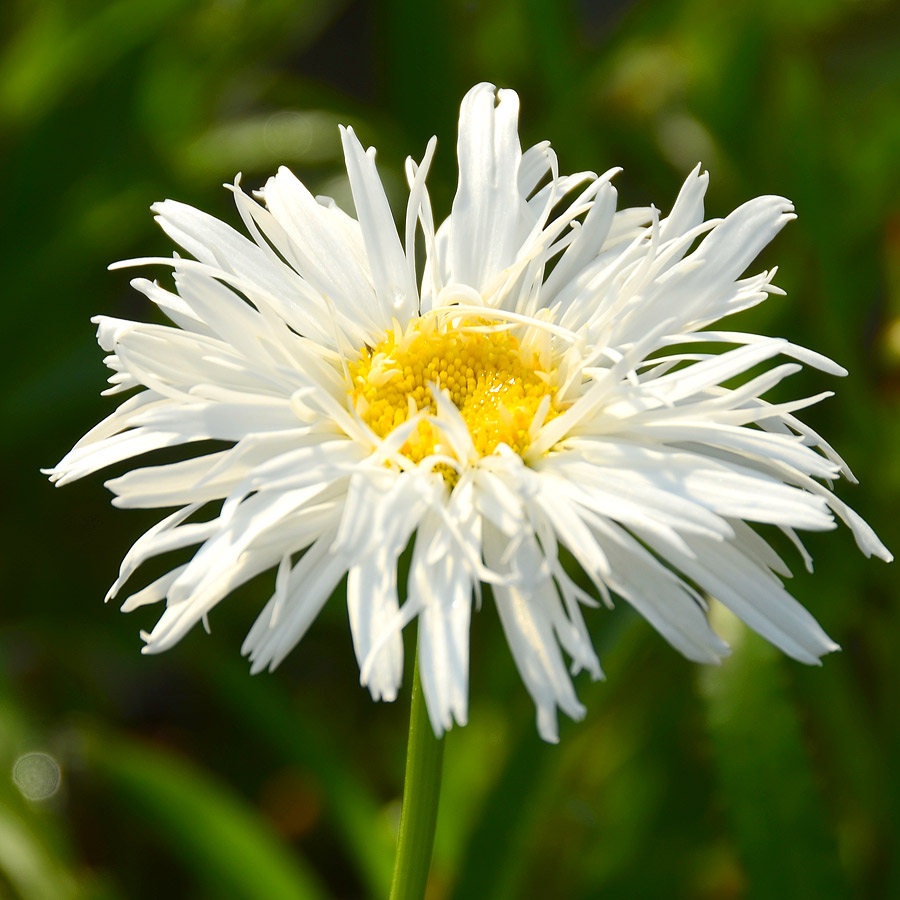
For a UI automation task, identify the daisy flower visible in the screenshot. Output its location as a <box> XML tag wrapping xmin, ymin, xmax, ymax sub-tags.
<box><xmin>48</xmin><ymin>83</ymin><xmax>890</xmax><ymax>742</ymax></box>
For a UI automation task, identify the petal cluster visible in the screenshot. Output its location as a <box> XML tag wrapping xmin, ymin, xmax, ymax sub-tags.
<box><xmin>48</xmin><ymin>83</ymin><xmax>890</xmax><ymax>742</ymax></box>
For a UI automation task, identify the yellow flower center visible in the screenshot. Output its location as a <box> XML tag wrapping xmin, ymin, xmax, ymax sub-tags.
<box><xmin>348</xmin><ymin>316</ymin><xmax>558</xmax><ymax>468</ymax></box>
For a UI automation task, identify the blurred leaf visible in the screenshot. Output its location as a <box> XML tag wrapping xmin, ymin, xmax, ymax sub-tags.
<box><xmin>178</xmin><ymin>110</ymin><xmax>348</xmax><ymax>180</ymax></box>
<box><xmin>81</xmin><ymin>729</ymin><xmax>331</xmax><ymax>900</ymax></box>
<box><xmin>0</xmin><ymin>686</ymin><xmax>123</xmax><ymax>900</ymax></box>
<box><xmin>381</xmin><ymin>0</ymin><xmax>457</xmax><ymax>147</ymax></box>
<box><xmin>0</xmin><ymin>807</ymin><xmax>79</xmax><ymax>900</ymax></box>
<box><xmin>698</xmin><ymin>604</ymin><xmax>849</xmax><ymax>900</ymax></box>
<box><xmin>522</xmin><ymin>0</ymin><xmax>579</xmax><ymax>96</ymax></box>
<box><xmin>449</xmin><ymin>723</ymin><xmax>555</xmax><ymax>900</ymax></box>
<box><xmin>449</xmin><ymin>606</ymin><xmax>642</xmax><ymax>900</ymax></box>
<box><xmin>195</xmin><ymin>651</ymin><xmax>395</xmax><ymax>898</ymax></box>
<box><xmin>430</xmin><ymin>706</ymin><xmax>511</xmax><ymax>882</ymax></box>
<box><xmin>0</xmin><ymin>0</ymin><xmax>192</xmax><ymax>129</ymax></box>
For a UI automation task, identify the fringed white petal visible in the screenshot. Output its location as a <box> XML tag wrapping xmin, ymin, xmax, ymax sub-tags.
<box><xmin>483</xmin><ymin>523</ymin><xmax>587</xmax><ymax>743</ymax></box>
<box><xmin>341</xmin><ymin>126</ymin><xmax>419</xmax><ymax>328</ymax></box>
<box><xmin>447</xmin><ymin>83</ymin><xmax>532</xmax><ymax>293</ymax></box>
<box><xmin>411</xmin><ymin>498</ymin><xmax>478</xmax><ymax>735</ymax></box>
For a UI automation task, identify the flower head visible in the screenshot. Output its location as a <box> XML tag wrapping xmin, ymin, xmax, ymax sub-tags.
<box><xmin>49</xmin><ymin>83</ymin><xmax>891</xmax><ymax>742</ymax></box>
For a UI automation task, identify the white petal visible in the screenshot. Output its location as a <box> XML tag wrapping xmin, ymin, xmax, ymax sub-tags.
<box><xmin>128</xmin><ymin>398</ymin><xmax>300</xmax><ymax>441</ymax></box>
<box><xmin>645</xmin><ymin>531</ymin><xmax>840</xmax><ymax>663</ymax></box>
<box><xmin>341</xmin><ymin>126</ymin><xmax>419</xmax><ymax>326</ymax></box>
<box><xmin>120</xmin><ymin>565</ymin><xmax>188</xmax><ymax>613</ymax></box>
<box><xmin>541</xmin><ymin>178</ymin><xmax>618</xmax><ymax>307</ymax></box>
<box><xmin>107</xmin><ymin>504</ymin><xmax>212</xmax><ymax>600</ymax></box>
<box><xmin>659</xmin><ymin>164</ymin><xmax>708</xmax><ymax>241</ymax></box>
<box><xmin>152</xmin><ymin>198</ymin><xmax>337</xmax><ymax>343</ymax></box>
<box><xmin>587</xmin><ymin>517</ymin><xmax>731</xmax><ymax>664</ymax></box>
<box><xmin>242</xmin><ymin>527</ymin><xmax>347</xmax><ymax>672</ymax></box>
<box><xmin>645</xmin><ymin>195</ymin><xmax>795</xmax><ymax>331</ymax></box>
<box><xmin>411</xmin><ymin>511</ymin><xmax>475</xmax><ymax>735</ymax></box>
<box><xmin>348</xmin><ymin>551</ymin><xmax>405</xmax><ymax>702</ymax></box>
<box><xmin>341</xmin><ymin>472</ymin><xmax>435</xmax><ymax>701</ymax></box>
<box><xmin>105</xmin><ymin>430</ymin><xmax>309</xmax><ymax>509</ymax></box>
<box><xmin>484</xmin><ymin>526</ymin><xmax>586</xmax><ymax>743</ymax></box>
<box><xmin>448</xmin><ymin>83</ymin><xmax>530</xmax><ymax>292</ymax></box>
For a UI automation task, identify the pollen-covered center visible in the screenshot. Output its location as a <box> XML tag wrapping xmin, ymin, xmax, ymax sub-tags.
<box><xmin>349</xmin><ymin>317</ymin><xmax>557</xmax><ymax>464</ymax></box>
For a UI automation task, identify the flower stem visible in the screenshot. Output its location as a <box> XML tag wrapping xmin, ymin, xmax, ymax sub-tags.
<box><xmin>389</xmin><ymin>648</ymin><xmax>444</xmax><ymax>900</ymax></box>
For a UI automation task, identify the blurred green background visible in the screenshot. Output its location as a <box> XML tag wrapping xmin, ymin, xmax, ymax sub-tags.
<box><xmin>2</xmin><ymin>0</ymin><xmax>899</xmax><ymax>898</ymax></box>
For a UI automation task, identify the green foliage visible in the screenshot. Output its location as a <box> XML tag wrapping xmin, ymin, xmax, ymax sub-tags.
<box><xmin>82</xmin><ymin>728</ymin><xmax>330</xmax><ymax>900</ymax></box>
<box><xmin>2</xmin><ymin>0</ymin><xmax>898</xmax><ymax>897</ymax></box>
<box><xmin>698</xmin><ymin>609</ymin><xmax>849</xmax><ymax>900</ymax></box>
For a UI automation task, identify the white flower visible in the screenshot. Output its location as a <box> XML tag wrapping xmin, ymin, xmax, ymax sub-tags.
<box><xmin>49</xmin><ymin>83</ymin><xmax>891</xmax><ymax>742</ymax></box>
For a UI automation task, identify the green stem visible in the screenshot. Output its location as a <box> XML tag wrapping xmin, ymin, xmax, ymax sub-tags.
<box><xmin>388</xmin><ymin>649</ymin><xmax>445</xmax><ymax>900</ymax></box>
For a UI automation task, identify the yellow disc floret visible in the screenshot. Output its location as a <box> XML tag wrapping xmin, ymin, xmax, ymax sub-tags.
<box><xmin>348</xmin><ymin>315</ymin><xmax>557</xmax><ymax>467</ymax></box>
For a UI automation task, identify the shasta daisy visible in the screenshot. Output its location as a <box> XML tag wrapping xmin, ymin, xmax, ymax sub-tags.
<box><xmin>48</xmin><ymin>83</ymin><xmax>891</xmax><ymax>742</ymax></box>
